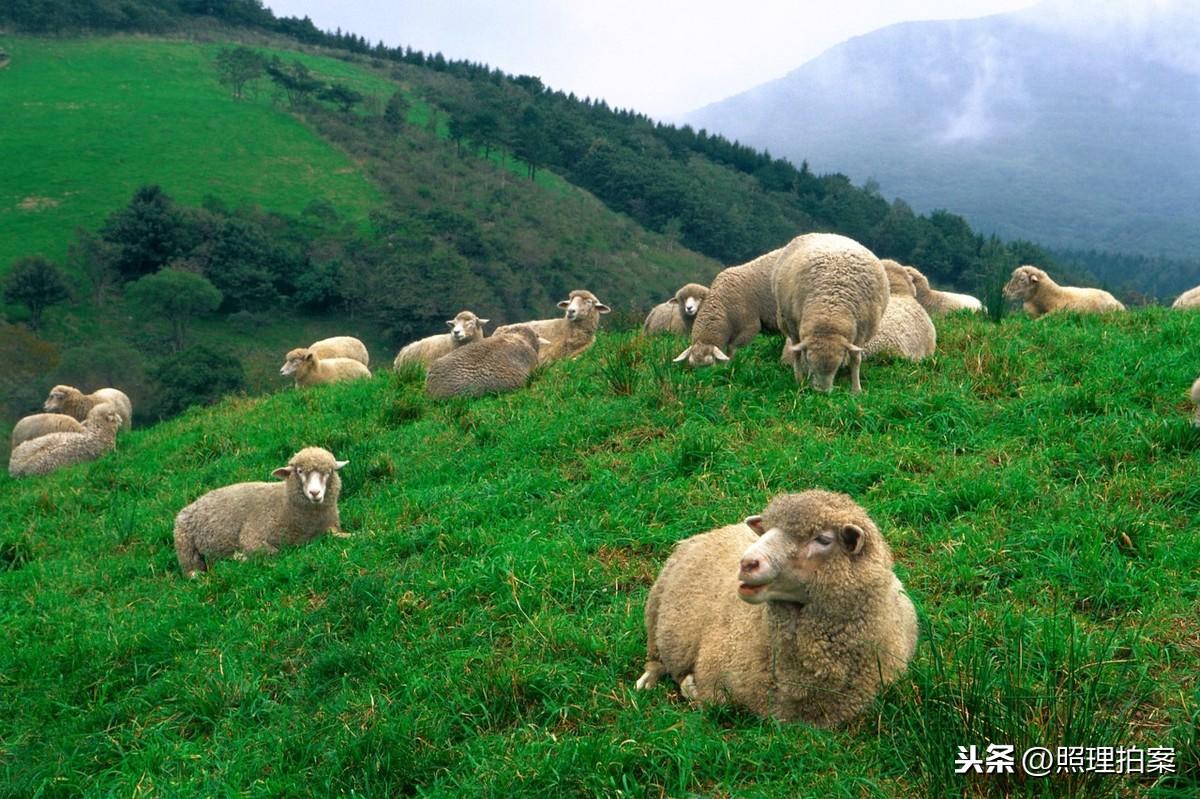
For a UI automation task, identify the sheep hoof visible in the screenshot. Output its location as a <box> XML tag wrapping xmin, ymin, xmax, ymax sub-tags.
<box><xmin>635</xmin><ymin>662</ymin><xmax>665</xmax><ymax>691</ymax></box>
<box><xmin>330</xmin><ymin>530</ymin><xmax>352</xmax><ymax>539</ymax></box>
<box><xmin>680</xmin><ymin>674</ymin><xmax>699</xmax><ymax>701</ymax></box>
<box><xmin>232</xmin><ymin>551</ymin><xmax>248</xmax><ymax>562</ymax></box>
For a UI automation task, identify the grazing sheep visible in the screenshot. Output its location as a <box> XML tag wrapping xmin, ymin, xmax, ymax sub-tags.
<box><xmin>425</xmin><ymin>326</ymin><xmax>547</xmax><ymax>399</ymax></box>
<box><xmin>674</xmin><ymin>248</ymin><xmax>784</xmax><ymax>367</ymax></box>
<box><xmin>643</xmin><ymin>283</ymin><xmax>710</xmax><ymax>336</ymax></box>
<box><xmin>310</xmin><ymin>336</ymin><xmax>370</xmax><ymax>367</ymax></box>
<box><xmin>280</xmin><ymin>348</ymin><xmax>371</xmax><ymax>388</ymax></box>
<box><xmin>1171</xmin><ymin>286</ymin><xmax>1200</xmax><ymax>310</ymax></box>
<box><xmin>636</xmin><ymin>490</ymin><xmax>918</xmax><ymax>727</ymax></box>
<box><xmin>773</xmin><ymin>233</ymin><xmax>889</xmax><ymax>392</ymax></box>
<box><xmin>393</xmin><ymin>311</ymin><xmax>489</xmax><ymax>370</ymax></box>
<box><xmin>11</xmin><ymin>413</ymin><xmax>83</xmax><ymax>449</ymax></box>
<box><xmin>1191</xmin><ymin>377</ymin><xmax>1200</xmax><ymax>426</ymax></box>
<box><xmin>495</xmin><ymin>289</ymin><xmax>610</xmax><ymax>364</ymax></box>
<box><xmin>863</xmin><ymin>260</ymin><xmax>936</xmax><ymax>361</ymax></box>
<box><xmin>1003</xmin><ymin>265</ymin><xmax>1125</xmax><ymax>319</ymax></box>
<box><xmin>9</xmin><ymin>403</ymin><xmax>123</xmax><ymax>478</ymax></box>
<box><xmin>903</xmin><ymin>266</ymin><xmax>984</xmax><ymax>316</ymax></box>
<box><xmin>43</xmin><ymin>385</ymin><xmax>133</xmax><ymax>430</ymax></box>
<box><xmin>173</xmin><ymin>447</ymin><xmax>348</xmax><ymax>577</ymax></box>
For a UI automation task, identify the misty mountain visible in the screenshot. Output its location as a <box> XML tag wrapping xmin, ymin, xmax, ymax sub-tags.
<box><xmin>683</xmin><ymin>0</ymin><xmax>1200</xmax><ymax>259</ymax></box>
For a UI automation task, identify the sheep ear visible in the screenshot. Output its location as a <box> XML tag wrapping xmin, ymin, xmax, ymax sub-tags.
<box><xmin>478</xmin><ymin>318</ymin><xmax>489</xmax><ymax>325</ymax></box>
<box><xmin>668</xmin><ymin>297</ymin><xmax>679</xmax><ymax>305</ymax></box>
<box><xmin>1029</xmin><ymin>273</ymin><xmax>1040</xmax><ymax>283</ymax></box>
<box><xmin>446</xmin><ymin>320</ymin><xmax>456</xmax><ymax>328</ymax></box>
<box><xmin>595</xmin><ymin>303</ymin><xmax>611</xmax><ymax>313</ymax></box>
<box><xmin>744</xmin><ymin>515</ymin><xmax>766</xmax><ymax>535</ymax></box>
<box><xmin>557</xmin><ymin>300</ymin><xmax>570</xmax><ymax>309</ymax></box>
<box><xmin>673</xmin><ymin>346</ymin><xmax>693</xmax><ymax>362</ymax></box>
<box><xmin>839</xmin><ymin>524</ymin><xmax>866</xmax><ymax>555</ymax></box>
<box><xmin>272</xmin><ymin>466</ymin><xmax>293</xmax><ymax>479</ymax></box>
<box><xmin>334</xmin><ymin>460</ymin><xmax>348</xmax><ymax>471</ymax></box>
<box><xmin>792</xmin><ymin>341</ymin><xmax>808</xmax><ymax>354</ymax></box>
<box><xmin>537</xmin><ymin>336</ymin><xmax>552</xmax><ymax>346</ymax></box>
<box><xmin>846</xmin><ymin>343</ymin><xmax>864</xmax><ymax>354</ymax></box>
<box><xmin>712</xmin><ymin>347</ymin><xmax>730</xmax><ymax>362</ymax></box>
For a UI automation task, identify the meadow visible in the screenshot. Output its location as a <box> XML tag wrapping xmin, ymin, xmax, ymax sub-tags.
<box><xmin>1</xmin><ymin>310</ymin><xmax>1198</xmax><ymax>797</ymax></box>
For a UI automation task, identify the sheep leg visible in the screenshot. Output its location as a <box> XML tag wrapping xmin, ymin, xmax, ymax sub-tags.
<box><xmin>679</xmin><ymin>674</ymin><xmax>699</xmax><ymax>701</ymax></box>
<box><xmin>848</xmin><ymin>350</ymin><xmax>863</xmax><ymax>393</ymax></box>
<box><xmin>636</xmin><ymin>661</ymin><xmax>666</xmax><ymax>691</ymax></box>
<box><xmin>174</xmin><ymin>528</ymin><xmax>206</xmax><ymax>578</ymax></box>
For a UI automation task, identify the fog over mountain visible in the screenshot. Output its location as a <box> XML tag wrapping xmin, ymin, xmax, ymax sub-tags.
<box><xmin>683</xmin><ymin>0</ymin><xmax>1200</xmax><ymax>258</ymax></box>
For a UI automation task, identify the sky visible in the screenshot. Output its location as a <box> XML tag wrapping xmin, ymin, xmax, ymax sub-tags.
<box><xmin>263</xmin><ymin>0</ymin><xmax>1039</xmax><ymax>119</ymax></box>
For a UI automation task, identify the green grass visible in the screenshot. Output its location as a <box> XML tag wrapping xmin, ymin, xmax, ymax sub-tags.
<box><xmin>2</xmin><ymin>310</ymin><xmax>1199</xmax><ymax>796</ymax></box>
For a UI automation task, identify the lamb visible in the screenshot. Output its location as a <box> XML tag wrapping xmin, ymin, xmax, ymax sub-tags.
<box><xmin>643</xmin><ymin>283</ymin><xmax>710</xmax><ymax>336</ymax></box>
<box><xmin>674</xmin><ymin>248</ymin><xmax>783</xmax><ymax>367</ymax></box>
<box><xmin>8</xmin><ymin>403</ymin><xmax>123</xmax><ymax>477</ymax></box>
<box><xmin>862</xmin><ymin>260</ymin><xmax>936</xmax><ymax>361</ymax></box>
<box><xmin>494</xmin><ymin>289</ymin><xmax>610</xmax><ymax>364</ymax></box>
<box><xmin>43</xmin><ymin>385</ymin><xmax>133</xmax><ymax>430</ymax></box>
<box><xmin>173</xmin><ymin>446</ymin><xmax>348</xmax><ymax>577</ymax></box>
<box><xmin>1171</xmin><ymin>286</ymin><xmax>1200</xmax><ymax>310</ymax></box>
<box><xmin>424</xmin><ymin>325</ymin><xmax>548</xmax><ymax>399</ymax></box>
<box><xmin>1191</xmin><ymin>377</ymin><xmax>1200</xmax><ymax>426</ymax></box>
<box><xmin>1002</xmin><ymin>265</ymin><xmax>1126</xmax><ymax>319</ymax></box>
<box><xmin>309</xmin><ymin>336</ymin><xmax>370</xmax><ymax>367</ymax></box>
<box><xmin>903</xmin><ymin>266</ymin><xmax>984</xmax><ymax>316</ymax></box>
<box><xmin>393</xmin><ymin>311</ymin><xmax>489</xmax><ymax>370</ymax></box>
<box><xmin>773</xmin><ymin>233</ymin><xmax>889</xmax><ymax>392</ymax></box>
<box><xmin>280</xmin><ymin>348</ymin><xmax>371</xmax><ymax>387</ymax></box>
<box><xmin>11</xmin><ymin>413</ymin><xmax>83</xmax><ymax>449</ymax></box>
<box><xmin>635</xmin><ymin>490</ymin><xmax>918</xmax><ymax>727</ymax></box>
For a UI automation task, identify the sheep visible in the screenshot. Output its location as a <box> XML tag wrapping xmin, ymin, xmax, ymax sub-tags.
<box><xmin>424</xmin><ymin>325</ymin><xmax>548</xmax><ymax>399</ymax></box>
<box><xmin>393</xmin><ymin>311</ymin><xmax>489</xmax><ymax>370</ymax></box>
<box><xmin>903</xmin><ymin>266</ymin><xmax>984</xmax><ymax>316</ymax></box>
<box><xmin>43</xmin><ymin>385</ymin><xmax>133</xmax><ymax>430</ymax></box>
<box><xmin>1002</xmin><ymin>265</ymin><xmax>1125</xmax><ymax>319</ymax></box>
<box><xmin>773</xmin><ymin>233</ymin><xmax>889</xmax><ymax>392</ymax></box>
<box><xmin>11</xmin><ymin>413</ymin><xmax>83</xmax><ymax>449</ymax></box>
<box><xmin>173</xmin><ymin>447</ymin><xmax>348</xmax><ymax>577</ymax></box>
<box><xmin>1191</xmin><ymin>377</ymin><xmax>1200</xmax><ymax>426</ymax></box>
<box><xmin>280</xmin><ymin>348</ymin><xmax>371</xmax><ymax>388</ymax></box>
<box><xmin>674</xmin><ymin>248</ymin><xmax>784</xmax><ymax>367</ymax></box>
<box><xmin>643</xmin><ymin>283</ymin><xmax>710</xmax><ymax>336</ymax></box>
<box><xmin>1171</xmin><ymin>286</ymin><xmax>1200</xmax><ymax>310</ymax></box>
<box><xmin>635</xmin><ymin>490</ymin><xmax>918</xmax><ymax>727</ymax></box>
<box><xmin>309</xmin><ymin>336</ymin><xmax>370</xmax><ymax>367</ymax></box>
<box><xmin>8</xmin><ymin>403</ymin><xmax>123</xmax><ymax>478</ymax></box>
<box><xmin>494</xmin><ymin>289</ymin><xmax>610</xmax><ymax>364</ymax></box>
<box><xmin>862</xmin><ymin>260</ymin><xmax>936</xmax><ymax>361</ymax></box>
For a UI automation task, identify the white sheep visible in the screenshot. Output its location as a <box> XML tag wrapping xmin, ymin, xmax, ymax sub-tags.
<box><xmin>424</xmin><ymin>326</ymin><xmax>548</xmax><ymax>399</ymax></box>
<box><xmin>643</xmin><ymin>283</ymin><xmax>710</xmax><ymax>336</ymax></box>
<box><xmin>863</xmin><ymin>260</ymin><xmax>936</xmax><ymax>361</ymax></box>
<box><xmin>173</xmin><ymin>446</ymin><xmax>348</xmax><ymax>577</ymax></box>
<box><xmin>11</xmin><ymin>413</ymin><xmax>84</xmax><ymax>449</ymax></box>
<box><xmin>280</xmin><ymin>348</ymin><xmax>371</xmax><ymax>388</ymax></box>
<box><xmin>8</xmin><ymin>403</ymin><xmax>124</xmax><ymax>478</ymax></box>
<box><xmin>773</xmin><ymin>233</ymin><xmax>889</xmax><ymax>392</ymax></box>
<box><xmin>393</xmin><ymin>311</ymin><xmax>489</xmax><ymax>370</ymax></box>
<box><xmin>494</xmin><ymin>289</ymin><xmax>610</xmax><ymax>364</ymax></box>
<box><xmin>1171</xmin><ymin>286</ymin><xmax>1200</xmax><ymax>310</ymax></box>
<box><xmin>636</xmin><ymin>490</ymin><xmax>917</xmax><ymax>727</ymax></box>
<box><xmin>309</xmin><ymin>336</ymin><xmax>370</xmax><ymax>367</ymax></box>
<box><xmin>1003</xmin><ymin>265</ymin><xmax>1125</xmax><ymax>319</ymax></box>
<box><xmin>903</xmin><ymin>266</ymin><xmax>984</xmax><ymax>316</ymax></box>
<box><xmin>43</xmin><ymin>384</ymin><xmax>133</xmax><ymax>430</ymax></box>
<box><xmin>674</xmin><ymin>248</ymin><xmax>783</xmax><ymax>367</ymax></box>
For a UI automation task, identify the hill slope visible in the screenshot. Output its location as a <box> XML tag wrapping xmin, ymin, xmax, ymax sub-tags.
<box><xmin>2</xmin><ymin>312</ymin><xmax>1197</xmax><ymax>796</ymax></box>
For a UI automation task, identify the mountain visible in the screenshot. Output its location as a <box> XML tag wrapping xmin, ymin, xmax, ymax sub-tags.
<box><xmin>683</xmin><ymin>0</ymin><xmax>1200</xmax><ymax>260</ymax></box>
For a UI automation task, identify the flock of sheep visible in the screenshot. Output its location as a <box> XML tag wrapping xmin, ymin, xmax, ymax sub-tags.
<box><xmin>8</xmin><ymin>229</ymin><xmax>1200</xmax><ymax>727</ymax></box>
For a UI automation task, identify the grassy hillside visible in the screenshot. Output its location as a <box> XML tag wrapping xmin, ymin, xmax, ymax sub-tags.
<box><xmin>2</xmin><ymin>311</ymin><xmax>1198</xmax><ymax>796</ymax></box>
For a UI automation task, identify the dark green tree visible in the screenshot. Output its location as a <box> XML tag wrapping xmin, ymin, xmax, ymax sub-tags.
<box><xmin>201</xmin><ymin>217</ymin><xmax>287</xmax><ymax>311</ymax></box>
<box><xmin>383</xmin><ymin>90</ymin><xmax>409</xmax><ymax>130</ymax></box>
<box><xmin>318</xmin><ymin>82</ymin><xmax>362</xmax><ymax>113</ymax></box>
<box><xmin>148</xmin><ymin>344</ymin><xmax>246</xmax><ymax>420</ymax></box>
<box><xmin>100</xmin><ymin>185</ymin><xmax>192</xmax><ymax>281</ymax></box>
<box><xmin>125</xmin><ymin>269</ymin><xmax>223</xmax><ymax>351</ymax></box>
<box><xmin>66</xmin><ymin>228</ymin><xmax>120</xmax><ymax>307</ymax></box>
<box><xmin>214</xmin><ymin>45</ymin><xmax>266</xmax><ymax>99</ymax></box>
<box><xmin>265</xmin><ymin>57</ymin><xmax>321</xmax><ymax>107</ymax></box>
<box><xmin>2</xmin><ymin>255</ymin><xmax>70</xmax><ymax>330</ymax></box>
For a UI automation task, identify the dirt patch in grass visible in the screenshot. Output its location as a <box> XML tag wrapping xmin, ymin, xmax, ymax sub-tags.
<box><xmin>17</xmin><ymin>196</ymin><xmax>60</xmax><ymax>211</ymax></box>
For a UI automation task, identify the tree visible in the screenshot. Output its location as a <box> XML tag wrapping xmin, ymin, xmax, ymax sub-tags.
<box><xmin>3</xmin><ymin>256</ymin><xmax>70</xmax><ymax>330</ymax></box>
<box><xmin>265</xmin><ymin>57</ymin><xmax>321</xmax><ymax>107</ymax></box>
<box><xmin>215</xmin><ymin>46</ymin><xmax>265</xmax><ymax>100</ymax></box>
<box><xmin>148</xmin><ymin>344</ymin><xmax>246</xmax><ymax>420</ymax></box>
<box><xmin>125</xmin><ymin>269</ymin><xmax>222</xmax><ymax>351</ymax></box>
<box><xmin>100</xmin><ymin>185</ymin><xmax>192</xmax><ymax>281</ymax></box>
<box><xmin>383</xmin><ymin>91</ymin><xmax>409</xmax><ymax>131</ymax></box>
<box><xmin>318</xmin><ymin>82</ymin><xmax>362</xmax><ymax>113</ymax></box>
<box><xmin>66</xmin><ymin>228</ymin><xmax>120</xmax><ymax>307</ymax></box>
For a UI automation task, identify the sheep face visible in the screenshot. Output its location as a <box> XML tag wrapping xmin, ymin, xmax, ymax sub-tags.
<box><xmin>280</xmin><ymin>349</ymin><xmax>314</xmax><ymax>377</ymax></box>
<box><xmin>273</xmin><ymin>452</ymin><xmax>347</xmax><ymax>504</ymax></box>
<box><xmin>557</xmin><ymin>291</ymin><xmax>611</xmax><ymax>322</ymax></box>
<box><xmin>792</xmin><ymin>337</ymin><xmax>860</xmax><ymax>392</ymax></box>
<box><xmin>43</xmin><ymin>385</ymin><xmax>77</xmax><ymax>413</ymax></box>
<box><xmin>1003</xmin><ymin>266</ymin><xmax>1043</xmax><ymax>301</ymax></box>
<box><xmin>673</xmin><ymin>343</ymin><xmax>730</xmax><ymax>367</ymax></box>
<box><xmin>673</xmin><ymin>284</ymin><xmax>708</xmax><ymax>318</ymax></box>
<box><xmin>447</xmin><ymin>312</ymin><xmax>487</xmax><ymax>343</ymax></box>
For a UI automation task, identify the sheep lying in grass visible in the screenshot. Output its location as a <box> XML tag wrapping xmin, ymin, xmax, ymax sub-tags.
<box><xmin>863</xmin><ymin>260</ymin><xmax>936</xmax><ymax>361</ymax></box>
<box><xmin>636</xmin><ymin>490</ymin><xmax>918</xmax><ymax>727</ymax></box>
<box><xmin>8</xmin><ymin>404</ymin><xmax>123</xmax><ymax>478</ymax></box>
<box><xmin>310</xmin><ymin>336</ymin><xmax>370</xmax><ymax>367</ymax></box>
<box><xmin>1003</xmin><ymin>265</ymin><xmax>1125</xmax><ymax>319</ymax></box>
<box><xmin>11</xmin><ymin>413</ymin><xmax>83</xmax><ymax>449</ymax></box>
<box><xmin>173</xmin><ymin>446</ymin><xmax>348</xmax><ymax>577</ymax></box>
<box><xmin>495</xmin><ymin>289</ymin><xmax>609</xmax><ymax>364</ymax></box>
<box><xmin>674</xmin><ymin>248</ymin><xmax>783</xmax><ymax>367</ymax></box>
<box><xmin>643</xmin><ymin>283</ymin><xmax>710</xmax><ymax>336</ymax></box>
<box><xmin>774</xmin><ymin>233</ymin><xmax>889</xmax><ymax>392</ymax></box>
<box><xmin>43</xmin><ymin>385</ymin><xmax>133</xmax><ymax>430</ymax></box>
<box><xmin>903</xmin><ymin>266</ymin><xmax>983</xmax><ymax>316</ymax></box>
<box><xmin>425</xmin><ymin>326</ymin><xmax>547</xmax><ymax>399</ymax></box>
<box><xmin>280</xmin><ymin>348</ymin><xmax>371</xmax><ymax>388</ymax></box>
<box><xmin>393</xmin><ymin>311</ymin><xmax>488</xmax><ymax>370</ymax></box>
<box><xmin>1171</xmin><ymin>286</ymin><xmax>1200</xmax><ymax>310</ymax></box>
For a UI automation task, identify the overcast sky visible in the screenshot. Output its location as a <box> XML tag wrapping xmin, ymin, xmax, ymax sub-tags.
<box><xmin>264</xmin><ymin>0</ymin><xmax>1038</xmax><ymax>119</ymax></box>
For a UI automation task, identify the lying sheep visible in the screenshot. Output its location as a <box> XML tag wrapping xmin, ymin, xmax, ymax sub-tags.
<box><xmin>1192</xmin><ymin>378</ymin><xmax>1200</xmax><ymax>426</ymax></box>
<box><xmin>393</xmin><ymin>311</ymin><xmax>488</xmax><ymax>370</ymax></box>
<box><xmin>280</xmin><ymin>348</ymin><xmax>371</xmax><ymax>388</ymax></box>
<box><xmin>636</xmin><ymin>490</ymin><xmax>918</xmax><ymax>727</ymax></box>
<box><xmin>1171</xmin><ymin>286</ymin><xmax>1200</xmax><ymax>310</ymax></box>
<box><xmin>863</xmin><ymin>260</ymin><xmax>936</xmax><ymax>361</ymax></box>
<box><xmin>11</xmin><ymin>413</ymin><xmax>83</xmax><ymax>449</ymax></box>
<box><xmin>774</xmin><ymin>233</ymin><xmax>889</xmax><ymax>392</ymax></box>
<box><xmin>9</xmin><ymin>403</ymin><xmax>123</xmax><ymax>477</ymax></box>
<box><xmin>425</xmin><ymin>326</ymin><xmax>547</xmax><ymax>399</ymax></box>
<box><xmin>674</xmin><ymin>248</ymin><xmax>784</xmax><ymax>366</ymax></box>
<box><xmin>903</xmin><ymin>266</ymin><xmax>984</xmax><ymax>316</ymax></box>
<box><xmin>495</xmin><ymin>289</ymin><xmax>610</xmax><ymax>364</ymax></box>
<box><xmin>43</xmin><ymin>385</ymin><xmax>133</xmax><ymax>430</ymax></box>
<box><xmin>310</xmin><ymin>336</ymin><xmax>370</xmax><ymax>367</ymax></box>
<box><xmin>173</xmin><ymin>446</ymin><xmax>348</xmax><ymax>577</ymax></box>
<box><xmin>643</xmin><ymin>283</ymin><xmax>710</xmax><ymax>336</ymax></box>
<box><xmin>1003</xmin><ymin>265</ymin><xmax>1125</xmax><ymax>319</ymax></box>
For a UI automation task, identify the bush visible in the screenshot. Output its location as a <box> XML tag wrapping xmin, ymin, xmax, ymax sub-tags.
<box><xmin>147</xmin><ymin>344</ymin><xmax>246</xmax><ymax>419</ymax></box>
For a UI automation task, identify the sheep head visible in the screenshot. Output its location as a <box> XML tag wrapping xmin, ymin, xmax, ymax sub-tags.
<box><xmin>673</xmin><ymin>342</ymin><xmax>730</xmax><ymax>367</ymax></box>
<box><xmin>557</xmin><ymin>290</ymin><xmax>610</xmax><ymax>323</ymax></box>
<box><xmin>673</xmin><ymin>283</ymin><xmax>709</xmax><ymax>318</ymax></box>
<box><xmin>447</xmin><ymin>311</ymin><xmax>487</xmax><ymax>343</ymax></box>
<box><xmin>280</xmin><ymin>348</ymin><xmax>315</xmax><ymax>377</ymax></box>
<box><xmin>1004</xmin><ymin>265</ymin><xmax>1045</xmax><ymax>301</ymax></box>
<box><xmin>43</xmin><ymin>385</ymin><xmax>80</xmax><ymax>413</ymax></box>
<box><xmin>792</xmin><ymin>336</ymin><xmax>861</xmax><ymax>393</ymax></box>
<box><xmin>273</xmin><ymin>447</ymin><xmax>348</xmax><ymax>505</ymax></box>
